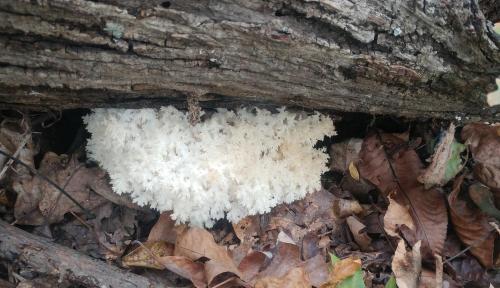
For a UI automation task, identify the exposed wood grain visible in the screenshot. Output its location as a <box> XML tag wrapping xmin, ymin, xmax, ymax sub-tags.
<box><xmin>0</xmin><ymin>0</ymin><xmax>498</xmax><ymax>120</ymax></box>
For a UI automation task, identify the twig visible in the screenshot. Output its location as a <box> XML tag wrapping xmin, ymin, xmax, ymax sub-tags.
<box><xmin>0</xmin><ymin>149</ymin><xmax>95</xmax><ymax>219</ymax></box>
<box><xmin>443</xmin><ymin>246</ymin><xmax>472</xmax><ymax>264</ymax></box>
<box><xmin>0</xmin><ymin>134</ymin><xmax>31</xmax><ymax>180</ymax></box>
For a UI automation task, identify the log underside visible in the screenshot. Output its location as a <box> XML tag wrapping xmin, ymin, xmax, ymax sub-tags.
<box><xmin>0</xmin><ymin>0</ymin><xmax>499</xmax><ymax>120</ymax></box>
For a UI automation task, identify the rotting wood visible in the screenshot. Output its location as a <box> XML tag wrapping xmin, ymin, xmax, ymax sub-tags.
<box><xmin>0</xmin><ymin>220</ymin><xmax>169</xmax><ymax>288</ymax></box>
<box><xmin>0</xmin><ymin>0</ymin><xmax>498</xmax><ymax>120</ymax></box>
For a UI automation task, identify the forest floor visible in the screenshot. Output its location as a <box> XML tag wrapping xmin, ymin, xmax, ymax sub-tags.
<box><xmin>0</xmin><ymin>109</ymin><xmax>498</xmax><ymax>288</ymax></box>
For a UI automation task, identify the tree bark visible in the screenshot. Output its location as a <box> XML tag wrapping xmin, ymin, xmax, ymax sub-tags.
<box><xmin>0</xmin><ymin>220</ymin><xmax>168</xmax><ymax>288</ymax></box>
<box><xmin>0</xmin><ymin>0</ymin><xmax>498</xmax><ymax>120</ymax></box>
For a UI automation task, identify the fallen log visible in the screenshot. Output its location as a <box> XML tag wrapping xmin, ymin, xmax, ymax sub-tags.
<box><xmin>0</xmin><ymin>0</ymin><xmax>498</xmax><ymax>120</ymax></box>
<box><xmin>0</xmin><ymin>220</ymin><xmax>168</xmax><ymax>288</ymax></box>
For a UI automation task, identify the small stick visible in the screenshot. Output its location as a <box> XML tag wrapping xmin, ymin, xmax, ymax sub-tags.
<box><xmin>0</xmin><ymin>134</ymin><xmax>31</xmax><ymax>180</ymax></box>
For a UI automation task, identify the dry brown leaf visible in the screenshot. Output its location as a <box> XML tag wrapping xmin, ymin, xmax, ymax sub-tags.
<box><xmin>418</xmin><ymin>123</ymin><xmax>464</xmax><ymax>188</ymax></box>
<box><xmin>383</xmin><ymin>196</ymin><xmax>415</xmax><ymax>238</ymax></box>
<box><xmin>448</xmin><ymin>175</ymin><xmax>495</xmax><ymax>268</ymax></box>
<box><xmin>255</xmin><ymin>267</ymin><xmax>310</xmax><ymax>288</ymax></box>
<box><xmin>303</xmin><ymin>254</ymin><xmax>330</xmax><ymax>287</ymax></box>
<box><xmin>462</xmin><ymin>123</ymin><xmax>500</xmax><ymax>191</ymax></box>
<box><xmin>234</xmin><ymin>189</ymin><xmax>337</xmax><ymax>252</ymax></box>
<box><xmin>13</xmin><ymin>152</ymin><xmax>109</xmax><ymax>225</ymax></box>
<box><xmin>330</xmin><ymin>139</ymin><xmax>363</xmax><ymax>172</ymax></box>
<box><xmin>122</xmin><ymin>241</ymin><xmax>174</xmax><ymax>269</ymax></box>
<box><xmin>255</xmin><ymin>241</ymin><xmax>302</xmax><ymax>281</ymax></box>
<box><xmin>233</xmin><ymin>215</ymin><xmax>261</xmax><ymax>243</ymax></box>
<box><xmin>147</xmin><ymin>211</ymin><xmax>177</xmax><ymax>243</ymax></box>
<box><xmin>321</xmin><ymin>256</ymin><xmax>362</xmax><ymax>288</ymax></box>
<box><xmin>175</xmin><ymin>227</ymin><xmax>241</xmax><ymax>285</ymax></box>
<box><xmin>157</xmin><ymin>256</ymin><xmax>207</xmax><ymax>288</ymax></box>
<box><xmin>418</xmin><ymin>269</ymin><xmax>460</xmax><ymax>288</ymax></box>
<box><xmin>238</xmin><ymin>251</ymin><xmax>269</xmax><ymax>282</ymax></box>
<box><xmin>90</xmin><ymin>202</ymin><xmax>137</xmax><ymax>260</ymax></box>
<box><xmin>346</xmin><ymin>216</ymin><xmax>372</xmax><ymax>251</ymax></box>
<box><xmin>0</xmin><ymin>117</ymin><xmax>35</xmax><ymax>181</ymax></box>
<box><xmin>392</xmin><ymin>240</ymin><xmax>421</xmax><ymax>288</ymax></box>
<box><xmin>332</xmin><ymin>197</ymin><xmax>363</xmax><ymax>218</ymax></box>
<box><xmin>244</xmin><ymin>236</ymin><xmax>328</xmax><ymax>287</ymax></box>
<box><xmin>448</xmin><ymin>255</ymin><xmax>490</xmax><ymax>286</ymax></box>
<box><xmin>358</xmin><ymin>133</ymin><xmax>447</xmax><ymax>257</ymax></box>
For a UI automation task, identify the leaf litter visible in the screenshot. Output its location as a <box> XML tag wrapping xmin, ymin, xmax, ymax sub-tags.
<box><xmin>1</xmin><ymin>112</ymin><xmax>499</xmax><ymax>287</ymax></box>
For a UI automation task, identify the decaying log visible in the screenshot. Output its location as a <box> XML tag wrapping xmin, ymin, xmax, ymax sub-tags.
<box><xmin>0</xmin><ymin>0</ymin><xmax>499</xmax><ymax>120</ymax></box>
<box><xmin>0</xmin><ymin>220</ymin><xmax>167</xmax><ymax>288</ymax></box>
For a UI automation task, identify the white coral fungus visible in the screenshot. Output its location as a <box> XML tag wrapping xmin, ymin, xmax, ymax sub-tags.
<box><xmin>84</xmin><ymin>107</ymin><xmax>335</xmax><ymax>226</ymax></box>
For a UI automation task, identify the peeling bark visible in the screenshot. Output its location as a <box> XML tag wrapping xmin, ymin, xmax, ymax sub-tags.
<box><xmin>0</xmin><ymin>0</ymin><xmax>498</xmax><ymax>120</ymax></box>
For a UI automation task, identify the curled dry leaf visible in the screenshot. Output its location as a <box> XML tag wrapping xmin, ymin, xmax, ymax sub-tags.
<box><xmin>175</xmin><ymin>227</ymin><xmax>241</xmax><ymax>286</ymax></box>
<box><xmin>448</xmin><ymin>176</ymin><xmax>495</xmax><ymax>268</ymax></box>
<box><xmin>418</xmin><ymin>123</ymin><xmax>466</xmax><ymax>188</ymax></box>
<box><xmin>383</xmin><ymin>196</ymin><xmax>415</xmax><ymax>238</ymax></box>
<box><xmin>321</xmin><ymin>255</ymin><xmax>362</xmax><ymax>288</ymax></box>
<box><xmin>254</xmin><ymin>267</ymin><xmax>310</xmax><ymax>288</ymax></box>
<box><xmin>346</xmin><ymin>216</ymin><xmax>372</xmax><ymax>251</ymax></box>
<box><xmin>392</xmin><ymin>240</ymin><xmax>421</xmax><ymax>288</ymax></box>
<box><xmin>13</xmin><ymin>152</ymin><xmax>109</xmax><ymax>225</ymax></box>
<box><xmin>238</xmin><ymin>251</ymin><xmax>269</xmax><ymax>282</ymax></box>
<box><xmin>358</xmin><ymin>133</ymin><xmax>447</xmax><ymax>258</ymax></box>
<box><xmin>147</xmin><ymin>211</ymin><xmax>177</xmax><ymax>243</ymax></box>
<box><xmin>333</xmin><ymin>197</ymin><xmax>363</xmax><ymax>218</ymax></box>
<box><xmin>462</xmin><ymin>123</ymin><xmax>500</xmax><ymax>191</ymax></box>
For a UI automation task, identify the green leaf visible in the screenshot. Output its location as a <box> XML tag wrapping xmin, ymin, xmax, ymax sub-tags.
<box><xmin>385</xmin><ymin>276</ymin><xmax>397</xmax><ymax>288</ymax></box>
<box><xmin>330</xmin><ymin>253</ymin><xmax>341</xmax><ymax>264</ymax></box>
<box><xmin>337</xmin><ymin>269</ymin><xmax>365</xmax><ymax>288</ymax></box>
<box><xmin>444</xmin><ymin>140</ymin><xmax>466</xmax><ymax>184</ymax></box>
